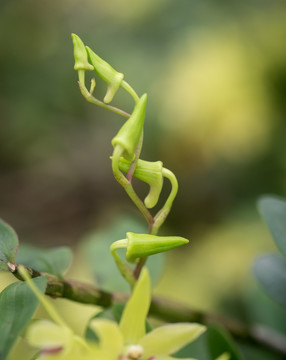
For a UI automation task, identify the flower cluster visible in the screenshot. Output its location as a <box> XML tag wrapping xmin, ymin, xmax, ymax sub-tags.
<box><xmin>20</xmin><ymin>266</ymin><xmax>206</xmax><ymax>360</ymax></box>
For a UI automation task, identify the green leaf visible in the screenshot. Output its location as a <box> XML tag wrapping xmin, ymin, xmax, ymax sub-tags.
<box><xmin>16</xmin><ymin>245</ymin><xmax>73</xmax><ymax>278</ymax></box>
<box><xmin>258</xmin><ymin>196</ymin><xmax>286</xmax><ymax>256</ymax></box>
<box><xmin>174</xmin><ymin>331</ymin><xmax>211</xmax><ymax>360</ymax></box>
<box><xmin>0</xmin><ymin>276</ymin><xmax>47</xmax><ymax>360</ymax></box>
<box><xmin>254</xmin><ymin>253</ymin><xmax>286</xmax><ymax>308</ymax></box>
<box><xmin>81</xmin><ymin>214</ymin><xmax>165</xmax><ymax>292</ymax></box>
<box><xmin>207</xmin><ymin>324</ymin><xmax>243</xmax><ymax>360</ymax></box>
<box><xmin>0</xmin><ymin>219</ymin><xmax>19</xmax><ymax>271</ymax></box>
<box><xmin>245</xmin><ymin>282</ymin><xmax>286</xmax><ymax>335</ymax></box>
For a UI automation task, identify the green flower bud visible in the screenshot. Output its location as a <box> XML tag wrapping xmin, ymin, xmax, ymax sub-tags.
<box><xmin>125</xmin><ymin>232</ymin><xmax>189</xmax><ymax>262</ymax></box>
<box><xmin>71</xmin><ymin>33</ymin><xmax>94</xmax><ymax>71</ymax></box>
<box><xmin>86</xmin><ymin>46</ymin><xmax>124</xmax><ymax>104</ymax></box>
<box><xmin>115</xmin><ymin>157</ymin><xmax>163</xmax><ymax>209</ymax></box>
<box><xmin>112</xmin><ymin>94</ymin><xmax>147</xmax><ymax>161</ymax></box>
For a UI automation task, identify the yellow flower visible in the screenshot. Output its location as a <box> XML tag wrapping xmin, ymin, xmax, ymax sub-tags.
<box><xmin>20</xmin><ymin>266</ymin><xmax>206</xmax><ymax>360</ymax></box>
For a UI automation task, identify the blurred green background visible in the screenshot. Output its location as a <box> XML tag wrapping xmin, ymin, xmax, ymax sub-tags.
<box><xmin>1</xmin><ymin>0</ymin><xmax>286</xmax><ymax>358</ymax></box>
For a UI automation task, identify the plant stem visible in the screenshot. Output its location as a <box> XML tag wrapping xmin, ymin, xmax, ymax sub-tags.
<box><xmin>121</xmin><ymin>80</ymin><xmax>140</xmax><ymax>104</ymax></box>
<box><xmin>112</xmin><ymin>145</ymin><xmax>153</xmax><ymax>225</ymax></box>
<box><xmin>152</xmin><ymin>168</ymin><xmax>178</xmax><ymax>234</ymax></box>
<box><xmin>78</xmin><ymin>81</ymin><xmax>130</xmax><ymax>118</ymax></box>
<box><xmin>110</xmin><ymin>239</ymin><xmax>135</xmax><ymax>287</ymax></box>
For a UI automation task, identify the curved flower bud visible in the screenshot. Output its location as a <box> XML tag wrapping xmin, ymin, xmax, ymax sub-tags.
<box><xmin>86</xmin><ymin>46</ymin><xmax>124</xmax><ymax>103</ymax></box>
<box><xmin>110</xmin><ymin>233</ymin><xmax>189</xmax><ymax>264</ymax></box>
<box><xmin>71</xmin><ymin>34</ymin><xmax>94</xmax><ymax>71</ymax></box>
<box><xmin>114</xmin><ymin>157</ymin><xmax>163</xmax><ymax>209</ymax></box>
<box><xmin>125</xmin><ymin>232</ymin><xmax>189</xmax><ymax>261</ymax></box>
<box><xmin>112</xmin><ymin>94</ymin><xmax>147</xmax><ymax>161</ymax></box>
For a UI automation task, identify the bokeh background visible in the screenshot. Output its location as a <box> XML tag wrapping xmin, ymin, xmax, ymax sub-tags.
<box><xmin>1</xmin><ymin>0</ymin><xmax>286</xmax><ymax>359</ymax></box>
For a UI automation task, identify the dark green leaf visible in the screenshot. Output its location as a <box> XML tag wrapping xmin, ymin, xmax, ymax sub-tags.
<box><xmin>239</xmin><ymin>343</ymin><xmax>284</xmax><ymax>360</ymax></box>
<box><xmin>0</xmin><ymin>219</ymin><xmax>19</xmax><ymax>271</ymax></box>
<box><xmin>258</xmin><ymin>196</ymin><xmax>286</xmax><ymax>256</ymax></box>
<box><xmin>16</xmin><ymin>245</ymin><xmax>73</xmax><ymax>278</ymax></box>
<box><xmin>245</xmin><ymin>282</ymin><xmax>286</xmax><ymax>335</ymax></box>
<box><xmin>0</xmin><ymin>276</ymin><xmax>47</xmax><ymax>360</ymax></box>
<box><xmin>82</xmin><ymin>214</ymin><xmax>165</xmax><ymax>292</ymax></box>
<box><xmin>175</xmin><ymin>332</ymin><xmax>211</xmax><ymax>360</ymax></box>
<box><xmin>85</xmin><ymin>308</ymin><xmax>114</xmax><ymax>341</ymax></box>
<box><xmin>207</xmin><ymin>324</ymin><xmax>243</xmax><ymax>360</ymax></box>
<box><xmin>254</xmin><ymin>253</ymin><xmax>286</xmax><ymax>308</ymax></box>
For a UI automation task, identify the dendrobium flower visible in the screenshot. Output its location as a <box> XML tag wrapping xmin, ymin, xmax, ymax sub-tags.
<box><xmin>20</xmin><ymin>266</ymin><xmax>206</xmax><ymax>360</ymax></box>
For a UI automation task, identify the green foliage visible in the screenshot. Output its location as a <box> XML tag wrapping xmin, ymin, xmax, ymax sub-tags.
<box><xmin>255</xmin><ymin>195</ymin><xmax>286</xmax><ymax>309</ymax></box>
<box><xmin>0</xmin><ymin>276</ymin><xmax>47</xmax><ymax>360</ymax></box>
<box><xmin>175</xmin><ymin>326</ymin><xmax>243</xmax><ymax>360</ymax></box>
<box><xmin>0</xmin><ymin>219</ymin><xmax>19</xmax><ymax>271</ymax></box>
<box><xmin>207</xmin><ymin>325</ymin><xmax>243</xmax><ymax>360</ymax></box>
<box><xmin>246</xmin><ymin>283</ymin><xmax>286</xmax><ymax>335</ymax></box>
<box><xmin>258</xmin><ymin>196</ymin><xmax>286</xmax><ymax>255</ymax></box>
<box><xmin>0</xmin><ymin>218</ymin><xmax>72</xmax><ymax>279</ymax></box>
<box><xmin>16</xmin><ymin>245</ymin><xmax>73</xmax><ymax>278</ymax></box>
<box><xmin>254</xmin><ymin>254</ymin><xmax>286</xmax><ymax>309</ymax></box>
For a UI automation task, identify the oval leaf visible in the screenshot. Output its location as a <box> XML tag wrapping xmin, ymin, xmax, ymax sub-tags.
<box><xmin>207</xmin><ymin>324</ymin><xmax>243</xmax><ymax>360</ymax></box>
<box><xmin>258</xmin><ymin>196</ymin><xmax>286</xmax><ymax>256</ymax></box>
<box><xmin>0</xmin><ymin>219</ymin><xmax>19</xmax><ymax>271</ymax></box>
<box><xmin>0</xmin><ymin>276</ymin><xmax>47</xmax><ymax>360</ymax></box>
<box><xmin>254</xmin><ymin>253</ymin><xmax>286</xmax><ymax>308</ymax></box>
<box><xmin>16</xmin><ymin>245</ymin><xmax>73</xmax><ymax>278</ymax></box>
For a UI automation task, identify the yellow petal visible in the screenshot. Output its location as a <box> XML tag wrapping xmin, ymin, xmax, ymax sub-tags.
<box><xmin>26</xmin><ymin>319</ymin><xmax>73</xmax><ymax>349</ymax></box>
<box><xmin>140</xmin><ymin>323</ymin><xmax>206</xmax><ymax>358</ymax></box>
<box><xmin>120</xmin><ymin>268</ymin><xmax>151</xmax><ymax>344</ymax></box>
<box><xmin>89</xmin><ymin>318</ymin><xmax>123</xmax><ymax>359</ymax></box>
<box><xmin>215</xmin><ymin>353</ymin><xmax>231</xmax><ymax>360</ymax></box>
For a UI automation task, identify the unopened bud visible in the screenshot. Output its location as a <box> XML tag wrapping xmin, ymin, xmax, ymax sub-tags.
<box><xmin>71</xmin><ymin>34</ymin><xmax>94</xmax><ymax>71</ymax></box>
<box><xmin>125</xmin><ymin>232</ymin><xmax>189</xmax><ymax>262</ymax></box>
<box><xmin>86</xmin><ymin>46</ymin><xmax>124</xmax><ymax>103</ymax></box>
<box><xmin>112</xmin><ymin>94</ymin><xmax>147</xmax><ymax>161</ymax></box>
<box><xmin>116</xmin><ymin>157</ymin><xmax>163</xmax><ymax>209</ymax></box>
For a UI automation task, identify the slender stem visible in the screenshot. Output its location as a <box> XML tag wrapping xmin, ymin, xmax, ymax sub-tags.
<box><xmin>134</xmin><ymin>207</ymin><xmax>155</xmax><ymax>279</ymax></box>
<box><xmin>78</xmin><ymin>81</ymin><xmax>130</xmax><ymax>118</ymax></box>
<box><xmin>133</xmin><ymin>257</ymin><xmax>148</xmax><ymax>279</ymax></box>
<box><xmin>112</xmin><ymin>145</ymin><xmax>153</xmax><ymax>225</ymax></box>
<box><xmin>78</xmin><ymin>69</ymin><xmax>85</xmax><ymax>85</ymax></box>
<box><xmin>110</xmin><ymin>240</ymin><xmax>135</xmax><ymax>287</ymax></box>
<box><xmin>152</xmin><ymin>168</ymin><xmax>178</xmax><ymax>234</ymax></box>
<box><xmin>121</xmin><ymin>80</ymin><xmax>140</xmax><ymax>104</ymax></box>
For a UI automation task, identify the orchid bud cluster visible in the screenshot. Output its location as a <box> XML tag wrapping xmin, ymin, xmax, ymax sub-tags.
<box><xmin>72</xmin><ymin>34</ymin><xmax>188</xmax><ymax>285</ymax></box>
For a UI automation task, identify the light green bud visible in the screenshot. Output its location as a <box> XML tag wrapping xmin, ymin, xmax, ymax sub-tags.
<box><xmin>112</xmin><ymin>94</ymin><xmax>147</xmax><ymax>161</ymax></box>
<box><xmin>125</xmin><ymin>232</ymin><xmax>189</xmax><ymax>262</ymax></box>
<box><xmin>115</xmin><ymin>157</ymin><xmax>163</xmax><ymax>209</ymax></box>
<box><xmin>71</xmin><ymin>33</ymin><xmax>94</xmax><ymax>71</ymax></box>
<box><xmin>85</xmin><ymin>46</ymin><xmax>124</xmax><ymax>104</ymax></box>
